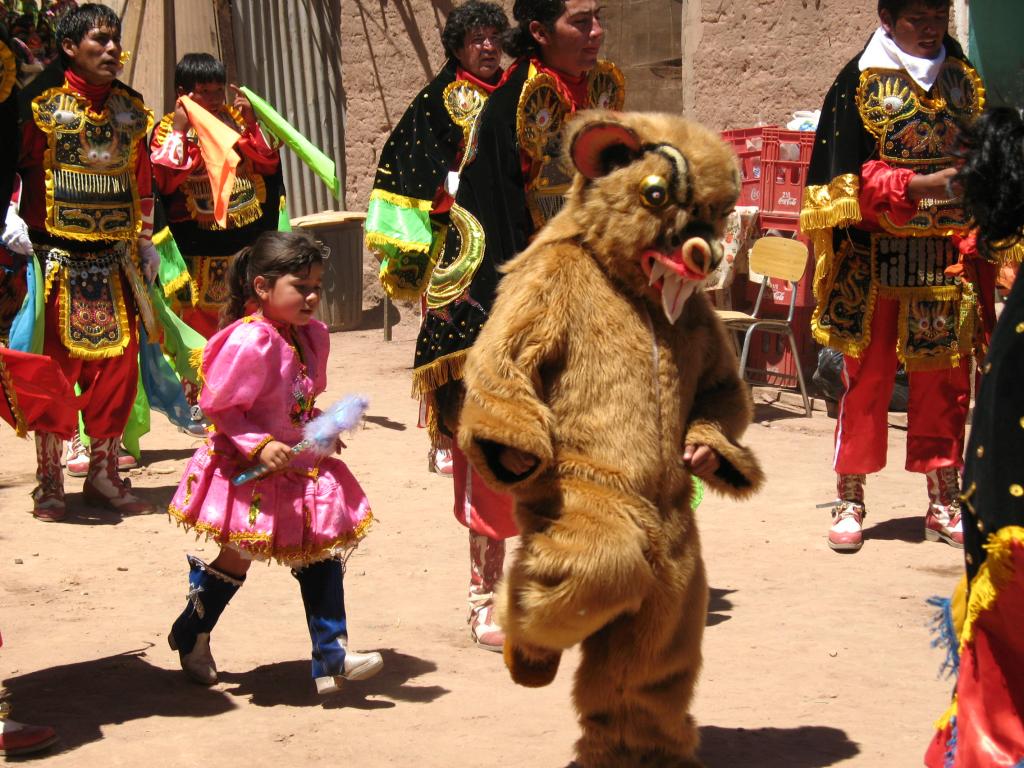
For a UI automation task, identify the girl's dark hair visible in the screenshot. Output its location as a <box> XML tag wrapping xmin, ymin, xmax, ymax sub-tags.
<box><xmin>504</xmin><ymin>0</ymin><xmax>565</xmax><ymax>59</ymax></box>
<box><xmin>221</xmin><ymin>231</ymin><xmax>325</xmax><ymax>327</ymax></box>
<box><xmin>877</xmin><ymin>0</ymin><xmax>950</xmax><ymax>18</ymax></box>
<box><xmin>55</xmin><ymin>3</ymin><xmax>120</xmax><ymax>67</ymax></box>
<box><xmin>956</xmin><ymin>108</ymin><xmax>1024</xmax><ymax>256</ymax></box>
<box><xmin>174</xmin><ymin>52</ymin><xmax>227</xmax><ymax>93</ymax></box>
<box><xmin>442</xmin><ymin>1</ymin><xmax>509</xmax><ymax>60</ymax></box>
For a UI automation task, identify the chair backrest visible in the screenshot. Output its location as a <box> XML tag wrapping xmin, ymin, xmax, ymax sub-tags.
<box><xmin>748</xmin><ymin>236</ymin><xmax>808</xmax><ymax>283</ymax></box>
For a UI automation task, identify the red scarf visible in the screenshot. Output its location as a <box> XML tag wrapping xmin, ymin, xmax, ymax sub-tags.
<box><xmin>63</xmin><ymin>67</ymin><xmax>113</xmax><ymax>110</ymax></box>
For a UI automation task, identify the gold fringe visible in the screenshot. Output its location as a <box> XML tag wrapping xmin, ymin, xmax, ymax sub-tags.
<box><xmin>161</xmin><ymin>268</ymin><xmax>192</xmax><ymax>298</ymax></box>
<box><xmin>364</xmin><ymin>230</ymin><xmax>432</xmax><ymax>257</ymax></box>
<box><xmin>189</xmin><ymin>346</ymin><xmax>206</xmax><ymax>384</ymax></box>
<box><xmin>167</xmin><ymin>506</ymin><xmax>375</xmax><ymax>566</ymax></box>
<box><xmin>246</xmin><ymin>434</ymin><xmax>274</xmax><ymax>460</ymax></box>
<box><xmin>411</xmin><ymin>349</ymin><xmax>466</xmax><ymax>398</ymax></box>
<box><xmin>960</xmin><ymin>526</ymin><xmax>1024</xmax><ymax>646</ymax></box>
<box><xmin>800</xmin><ymin>176</ymin><xmax>862</xmax><ymax>232</ymax></box>
<box><xmin>379</xmin><ymin>272</ymin><xmax>425</xmax><ymax>303</ymax></box>
<box><xmin>990</xmin><ymin>239</ymin><xmax>1024</xmax><ymax>264</ymax></box>
<box><xmin>0</xmin><ymin>356</ymin><xmax>28</xmax><ymax>438</ymax></box>
<box><xmin>933</xmin><ymin>698</ymin><xmax>958</xmax><ymax>732</ymax></box>
<box><xmin>368</xmin><ymin>188</ymin><xmax>434</xmax><ymax>212</ymax></box>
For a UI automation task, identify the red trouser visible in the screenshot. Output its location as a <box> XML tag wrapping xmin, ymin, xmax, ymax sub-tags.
<box><xmin>42</xmin><ymin>276</ymin><xmax>140</xmax><ymax>440</ymax></box>
<box><xmin>833</xmin><ymin>296</ymin><xmax>969</xmax><ymax>475</ymax></box>
<box><xmin>452</xmin><ymin>443</ymin><xmax>519</xmax><ymax>540</ymax></box>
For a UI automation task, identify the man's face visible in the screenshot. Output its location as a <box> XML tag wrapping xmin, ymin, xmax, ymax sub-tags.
<box><xmin>455</xmin><ymin>25</ymin><xmax>503</xmax><ymax>81</ymax></box>
<box><xmin>185</xmin><ymin>81</ymin><xmax>227</xmax><ymax>113</ymax></box>
<box><xmin>531</xmin><ymin>0</ymin><xmax>604</xmax><ymax>78</ymax></box>
<box><xmin>881</xmin><ymin>1</ymin><xmax>950</xmax><ymax>59</ymax></box>
<box><xmin>62</xmin><ymin>25</ymin><xmax>122</xmax><ymax>85</ymax></box>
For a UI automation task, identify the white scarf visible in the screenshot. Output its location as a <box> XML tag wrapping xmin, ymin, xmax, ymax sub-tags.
<box><xmin>858</xmin><ymin>27</ymin><xmax>946</xmax><ymax>91</ymax></box>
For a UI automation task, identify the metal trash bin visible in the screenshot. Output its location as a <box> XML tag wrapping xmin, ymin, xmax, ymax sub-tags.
<box><xmin>290</xmin><ymin>210</ymin><xmax>367</xmax><ymax>331</ymax></box>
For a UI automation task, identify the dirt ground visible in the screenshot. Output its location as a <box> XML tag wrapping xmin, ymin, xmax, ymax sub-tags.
<box><xmin>1</xmin><ymin>297</ymin><xmax>965</xmax><ymax>768</ymax></box>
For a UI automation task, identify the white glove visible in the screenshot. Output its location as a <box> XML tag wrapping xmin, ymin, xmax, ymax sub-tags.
<box><xmin>444</xmin><ymin>170</ymin><xmax>460</xmax><ymax>197</ymax></box>
<box><xmin>139</xmin><ymin>240</ymin><xmax>160</xmax><ymax>285</ymax></box>
<box><xmin>2</xmin><ymin>204</ymin><xmax>33</xmax><ymax>257</ymax></box>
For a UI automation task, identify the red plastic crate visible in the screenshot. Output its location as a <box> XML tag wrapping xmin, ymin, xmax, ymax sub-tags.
<box><xmin>759</xmin><ymin>128</ymin><xmax>815</xmax><ymax>218</ymax></box>
<box><xmin>742</xmin><ymin>306</ymin><xmax>819</xmax><ymax>388</ymax></box>
<box><xmin>720</xmin><ymin>127</ymin><xmax>764</xmax><ymax>207</ymax></box>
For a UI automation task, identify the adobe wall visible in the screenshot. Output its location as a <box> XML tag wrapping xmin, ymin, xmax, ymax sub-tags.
<box><xmin>340</xmin><ymin>0</ymin><xmax>461</xmax><ymax>210</ymax></box>
<box><xmin>683</xmin><ymin>0</ymin><xmax>880</xmax><ymax>130</ymax></box>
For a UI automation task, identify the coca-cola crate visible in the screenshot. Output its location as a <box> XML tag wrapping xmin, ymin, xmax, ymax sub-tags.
<box><xmin>759</xmin><ymin>128</ymin><xmax>815</xmax><ymax>218</ymax></box>
<box><xmin>720</xmin><ymin>127</ymin><xmax>764</xmax><ymax>208</ymax></box>
<box><xmin>743</xmin><ymin>306</ymin><xmax>819</xmax><ymax>388</ymax></box>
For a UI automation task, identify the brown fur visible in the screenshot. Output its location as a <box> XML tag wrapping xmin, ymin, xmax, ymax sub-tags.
<box><xmin>458</xmin><ymin>111</ymin><xmax>763</xmax><ymax>768</ymax></box>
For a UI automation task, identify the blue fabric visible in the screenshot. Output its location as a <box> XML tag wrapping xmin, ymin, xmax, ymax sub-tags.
<box><xmin>170</xmin><ymin>555</ymin><xmax>243</xmax><ymax>655</ymax></box>
<box><xmin>8</xmin><ymin>252</ymin><xmax>43</xmax><ymax>353</ymax></box>
<box><xmin>139</xmin><ymin>325</ymin><xmax>191</xmax><ymax>429</ymax></box>
<box><xmin>294</xmin><ymin>558</ymin><xmax>348</xmax><ymax>678</ymax></box>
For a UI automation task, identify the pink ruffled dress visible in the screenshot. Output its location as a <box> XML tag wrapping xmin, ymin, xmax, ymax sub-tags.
<box><xmin>167</xmin><ymin>315</ymin><xmax>372</xmax><ymax>565</ymax></box>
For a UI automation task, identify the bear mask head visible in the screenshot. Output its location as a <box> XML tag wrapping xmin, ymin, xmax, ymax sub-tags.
<box><xmin>555</xmin><ymin>111</ymin><xmax>740</xmax><ymax>323</ymax></box>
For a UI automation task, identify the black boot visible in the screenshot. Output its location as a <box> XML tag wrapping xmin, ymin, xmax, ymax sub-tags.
<box><xmin>293</xmin><ymin>558</ymin><xmax>382</xmax><ymax>694</ymax></box>
<box><xmin>168</xmin><ymin>554</ymin><xmax>244</xmax><ymax>685</ymax></box>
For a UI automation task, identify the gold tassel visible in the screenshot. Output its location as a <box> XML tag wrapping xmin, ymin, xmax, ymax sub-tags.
<box><xmin>410</xmin><ymin>351</ymin><xmax>466</xmax><ymax>398</ymax></box>
<box><xmin>960</xmin><ymin>526</ymin><xmax>1024</xmax><ymax>646</ymax></box>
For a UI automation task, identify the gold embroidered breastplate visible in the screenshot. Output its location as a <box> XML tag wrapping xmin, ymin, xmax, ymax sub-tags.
<box><xmin>32</xmin><ymin>84</ymin><xmax>152</xmax><ymax>241</ymax></box>
<box><xmin>856</xmin><ymin>58</ymin><xmax>984</xmax><ymax>236</ymax></box>
<box><xmin>518</xmin><ymin>60</ymin><xmax>625</xmax><ymax>230</ymax></box>
<box><xmin>179</xmin><ymin>106</ymin><xmax>266</xmax><ymax>230</ymax></box>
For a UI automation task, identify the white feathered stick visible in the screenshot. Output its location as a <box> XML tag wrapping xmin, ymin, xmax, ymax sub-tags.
<box><xmin>231</xmin><ymin>394</ymin><xmax>369</xmax><ymax>486</ymax></box>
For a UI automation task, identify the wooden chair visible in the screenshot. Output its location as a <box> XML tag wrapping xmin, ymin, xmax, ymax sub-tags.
<box><xmin>715</xmin><ymin>236</ymin><xmax>813</xmax><ymax>416</ymax></box>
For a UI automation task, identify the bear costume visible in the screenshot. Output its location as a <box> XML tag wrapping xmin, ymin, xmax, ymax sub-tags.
<box><xmin>458</xmin><ymin>110</ymin><xmax>765</xmax><ymax>768</ymax></box>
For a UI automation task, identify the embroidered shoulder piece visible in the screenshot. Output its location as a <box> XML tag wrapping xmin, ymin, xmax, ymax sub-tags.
<box><xmin>588</xmin><ymin>60</ymin><xmax>625</xmax><ymax>111</ymax></box>
<box><xmin>517</xmin><ymin>66</ymin><xmax>573</xmax><ymax>229</ymax></box>
<box><xmin>32</xmin><ymin>84</ymin><xmax>153</xmax><ymax>241</ymax></box>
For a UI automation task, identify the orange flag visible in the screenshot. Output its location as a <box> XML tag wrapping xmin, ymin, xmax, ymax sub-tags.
<box><xmin>179</xmin><ymin>95</ymin><xmax>241</xmax><ymax>229</ymax></box>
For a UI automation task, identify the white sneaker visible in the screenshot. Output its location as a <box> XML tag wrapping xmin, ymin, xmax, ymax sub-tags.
<box><xmin>314</xmin><ymin>650</ymin><xmax>384</xmax><ymax>695</ymax></box>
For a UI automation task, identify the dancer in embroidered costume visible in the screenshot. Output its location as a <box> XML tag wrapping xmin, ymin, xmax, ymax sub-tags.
<box><xmin>366</xmin><ymin>0</ymin><xmax>508</xmax><ymax>477</ymax></box>
<box><xmin>923</xmin><ymin>106</ymin><xmax>1024</xmax><ymax>768</ymax></box>
<box><xmin>14</xmin><ymin>3</ymin><xmax>159</xmax><ymax>522</ymax></box>
<box><xmin>151</xmin><ymin>52</ymin><xmax>284</xmax><ymax>340</ymax></box>
<box><xmin>801</xmin><ymin>0</ymin><xmax>992</xmax><ymax>553</ymax></box>
<box><xmin>411</xmin><ymin>0</ymin><xmax>623</xmax><ymax>651</ymax></box>
<box><xmin>165</xmin><ymin>231</ymin><xmax>380</xmax><ymax>694</ymax></box>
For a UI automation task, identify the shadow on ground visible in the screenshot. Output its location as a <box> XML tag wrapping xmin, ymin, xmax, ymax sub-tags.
<box><xmin>359</xmin><ymin>299</ymin><xmax>404</xmax><ymax>331</ymax></box>
<box><xmin>864</xmin><ymin>514</ymin><xmax>925</xmax><ymax>544</ymax></box>
<box><xmin>219</xmin><ymin>648</ymin><xmax>447</xmax><ymax>710</ymax></box>
<box><xmin>699</xmin><ymin>724</ymin><xmax>859</xmax><ymax>767</ymax></box>
<box><xmin>706</xmin><ymin>587</ymin><xmax>736</xmax><ymax>627</ymax></box>
<box><xmin>1</xmin><ymin>649</ymin><xmax>236</xmax><ymax>755</ymax></box>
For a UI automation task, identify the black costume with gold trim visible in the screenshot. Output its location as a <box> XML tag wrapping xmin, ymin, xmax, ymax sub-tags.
<box><xmin>801</xmin><ymin>36</ymin><xmax>985</xmax><ymax>371</ymax></box>
<box><xmin>412</xmin><ymin>59</ymin><xmax>624</xmax><ymax>396</ymax></box>
<box><xmin>365</xmin><ymin>58</ymin><xmax>492</xmax><ymax>301</ymax></box>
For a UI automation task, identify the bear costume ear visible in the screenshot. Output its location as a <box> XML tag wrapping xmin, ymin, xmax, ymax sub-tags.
<box><xmin>569</xmin><ymin>120</ymin><xmax>642</xmax><ymax>180</ymax></box>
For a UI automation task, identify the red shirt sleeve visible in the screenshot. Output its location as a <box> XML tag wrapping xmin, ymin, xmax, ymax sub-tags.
<box><xmin>17</xmin><ymin>119</ymin><xmax>48</xmax><ymax>231</ymax></box>
<box><xmin>858</xmin><ymin>159</ymin><xmax>918</xmax><ymax>230</ymax></box>
<box><xmin>236</xmin><ymin>124</ymin><xmax>280</xmax><ymax>176</ymax></box>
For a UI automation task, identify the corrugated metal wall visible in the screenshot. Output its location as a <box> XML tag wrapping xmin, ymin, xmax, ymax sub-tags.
<box><xmin>231</xmin><ymin>0</ymin><xmax>347</xmax><ymax>217</ymax></box>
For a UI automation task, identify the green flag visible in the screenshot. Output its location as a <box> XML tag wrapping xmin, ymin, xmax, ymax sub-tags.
<box><xmin>239</xmin><ymin>85</ymin><xmax>341</xmax><ymax>200</ymax></box>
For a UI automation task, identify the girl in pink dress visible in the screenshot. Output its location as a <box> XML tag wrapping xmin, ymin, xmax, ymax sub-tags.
<box><xmin>166</xmin><ymin>231</ymin><xmax>381</xmax><ymax>695</ymax></box>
